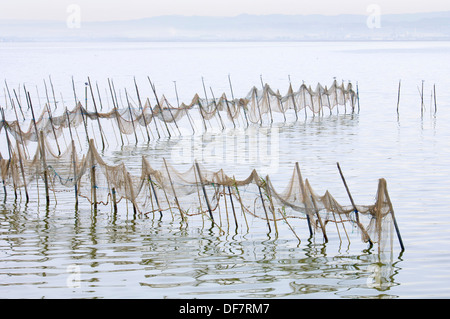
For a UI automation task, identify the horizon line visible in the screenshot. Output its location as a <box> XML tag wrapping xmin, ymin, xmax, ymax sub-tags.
<box><xmin>1</xmin><ymin>10</ymin><xmax>450</xmax><ymax>23</ymax></box>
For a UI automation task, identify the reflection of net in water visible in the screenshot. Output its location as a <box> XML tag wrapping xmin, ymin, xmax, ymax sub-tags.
<box><xmin>0</xmin><ymin>80</ymin><xmax>358</xmax><ymax>146</ymax></box>
<box><xmin>0</xmin><ymin>132</ymin><xmax>403</xmax><ymax>252</ymax></box>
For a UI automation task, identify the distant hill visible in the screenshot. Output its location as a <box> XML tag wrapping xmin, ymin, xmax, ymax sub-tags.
<box><xmin>1</xmin><ymin>11</ymin><xmax>450</xmax><ymax>42</ymax></box>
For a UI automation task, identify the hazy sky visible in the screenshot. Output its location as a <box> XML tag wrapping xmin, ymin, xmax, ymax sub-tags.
<box><xmin>1</xmin><ymin>0</ymin><xmax>450</xmax><ymax>21</ymax></box>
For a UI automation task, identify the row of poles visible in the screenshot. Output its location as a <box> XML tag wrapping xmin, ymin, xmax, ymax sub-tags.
<box><xmin>396</xmin><ymin>79</ymin><xmax>438</xmax><ymax>117</ymax></box>
<box><xmin>0</xmin><ymin>76</ymin><xmax>406</xmax><ymax>251</ymax></box>
<box><xmin>0</xmin><ymin>125</ymin><xmax>404</xmax><ymax>251</ymax></box>
<box><xmin>1</xmin><ymin>76</ymin><xmax>359</xmax><ymax>155</ymax></box>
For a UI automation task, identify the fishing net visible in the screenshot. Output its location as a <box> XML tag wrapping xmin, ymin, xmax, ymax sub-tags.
<box><xmin>0</xmin><ymin>80</ymin><xmax>358</xmax><ymax>145</ymax></box>
<box><xmin>0</xmin><ymin>79</ymin><xmax>403</xmax><ymax>251</ymax></box>
<box><xmin>0</xmin><ymin>133</ymin><xmax>400</xmax><ymax>250</ymax></box>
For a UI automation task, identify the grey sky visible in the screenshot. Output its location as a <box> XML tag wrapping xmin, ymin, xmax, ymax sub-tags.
<box><xmin>1</xmin><ymin>0</ymin><xmax>450</xmax><ymax>21</ymax></box>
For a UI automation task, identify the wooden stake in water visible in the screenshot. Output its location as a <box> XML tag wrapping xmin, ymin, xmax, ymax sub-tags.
<box><xmin>433</xmin><ymin>83</ymin><xmax>437</xmax><ymax>114</ymax></box>
<box><xmin>87</xmin><ymin>77</ymin><xmax>106</xmax><ymax>150</ymax></box>
<box><xmin>258</xmin><ymin>182</ymin><xmax>271</xmax><ymax>233</ymax></box>
<box><xmin>356</xmin><ymin>81</ymin><xmax>360</xmax><ymax>114</ymax></box>
<box><xmin>42</xmin><ymin>81</ymin><xmax>61</xmax><ymax>155</ymax></box>
<box><xmin>5</xmin><ymin>86</ymin><xmax>28</xmax><ymax>156</ymax></box>
<box><xmin>148</xmin><ymin>77</ymin><xmax>172</xmax><ymax>138</ymax></box>
<box><xmin>134</xmin><ymin>77</ymin><xmax>152</xmax><ymax>142</ymax></box>
<box><xmin>382</xmin><ymin>180</ymin><xmax>405</xmax><ymax>251</ymax></box>
<box><xmin>260</xmin><ymin>76</ymin><xmax>273</xmax><ymax>124</ymax></box>
<box><xmin>148</xmin><ymin>173</ymin><xmax>162</xmax><ymax>218</ymax></box>
<box><xmin>174</xmin><ymin>80</ymin><xmax>196</xmax><ymax>134</ymax></box>
<box><xmin>1</xmin><ymin>107</ymin><xmax>19</xmax><ymax>199</ymax></box>
<box><xmin>397</xmin><ymin>80</ymin><xmax>401</xmax><ymax>116</ymax></box>
<box><xmin>194</xmin><ymin>161</ymin><xmax>214</xmax><ymax>222</ymax></box>
<box><xmin>209</xmin><ymin>86</ymin><xmax>225</xmax><ymax>130</ymax></box>
<box><xmin>288</xmin><ymin>75</ymin><xmax>299</xmax><ymax>121</ymax></box>
<box><xmin>163</xmin><ymin>157</ymin><xmax>185</xmax><ymax>222</ymax></box>
<box><xmin>111</xmin><ymin>187</ymin><xmax>118</xmax><ymax>215</ymax></box>
<box><xmin>124</xmin><ymin>88</ymin><xmax>139</xmax><ymax>144</ymax></box>
<box><xmin>5</xmin><ymin>81</ymin><xmax>25</xmax><ymax>121</ymax></box>
<box><xmin>1</xmin><ymin>108</ymin><xmax>17</xmax><ymax>200</ymax></box>
<box><xmin>39</xmin><ymin>131</ymin><xmax>50</xmax><ymax>206</ymax></box>
<box><xmin>336</xmin><ymin>162</ymin><xmax>373</xmax><ymax>246</ymax></box>
<box><xmin>306</xmin><ymin>179</ymin><xmax>328</xmax><ymax>243</ymax></box>
<box><xmin>295</xmin><ymin>162</ymin><xmax>313</xmax><ymax>237</ymax></box>
<box><xmin>89</xmin><ymin>139</ymin><xmax>97</xmax><ymax>211</ymax></box>
<box><xmin>201</xmin><ymin>77</ymin><xmax>222</xmax><ymax>131</ymax></box>
<box><xmin>107</xmin><ymin>78</ymin><xmax>124</xmax><ymax>146</ymax></box>
<box><xmin>265</xmin><ymin>176</ymin><xmax>278</xmax><ymax>235</ymax></box>
<box><xmin>15</xmin><ymin>139</ymin><xmax>29</xmax><ymax>203</ymax></box>
<box><xmin>228</xmin><ymin>74</ymin><xmax>249</xmax><ymax>128</ymax></box>
<box><xmin>254</xmin><ymin>87</ymin><xmax>263</xmax><ymax>125</ymax></box>
<box><xmin>71</xmin><ymin>139</ymin><xmax>78</xmax><ymax>210</ymax></box>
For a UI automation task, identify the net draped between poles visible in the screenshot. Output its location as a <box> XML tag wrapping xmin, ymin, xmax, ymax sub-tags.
<box><xmin>0</xmin><ymin>134</ymin><xmax>397</xmax><ymax>251</ymax></box>
<box><xmin>0</xmin><ymin>80</ymin><xmax>357</xmax><ymax>144</ymax></box>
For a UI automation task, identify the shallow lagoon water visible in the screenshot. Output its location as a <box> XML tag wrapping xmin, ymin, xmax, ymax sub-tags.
<box><xmin>1</xmin><ymin>41</ymin><xmax>450</xmax><ymax>298</ymax></box>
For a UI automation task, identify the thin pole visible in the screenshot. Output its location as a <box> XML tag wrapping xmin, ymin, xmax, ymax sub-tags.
<box><xmin>302</xmin><ymin>84</ymin><xmax>308</xmax><ymax>119</ymax></box>
<box><xmin>356</xmin><ymin>81</ymin><xmax>360</xmax><ymax>114</ymax></box>
<box><xmin>111</xmin><ymin>187</ymin><xmax>117</xmax><ymax>214</ymax></box>
<box><xmin>295</xmin><ymin>162</ymin><xmax>313</xmax><ymax>237</ymax></box>
<box><xmin>382</xmin><ymin>180</ymin><xmax>405</xmax><ymax>251</ymax></box>
<box><xmin>134</xmin><ymin>77</ymin><xmax>152</xmax><ymax>142</ymax></box>
<box><xmin>228</xmin><ymin>74</ymin><xmax>248</xmax><ymax>127</ymax></box>
<box><xmin>420</xmin><ymin>80</ymin><xmax>424</xmax><ymax>116</ymax></box>
<box><xmin>89</xmin><ymin>139</ymin><xmax>97</xmax><ymax>211</ymax></box>
<box><xmin>39</xmin><ymin>131</ymin><xmax>50</xmax><ymax>206</ymax></box>
<box><xmin>163</xmin><ymin>157</ymin><xmax>185</xmax><ymax>222</ymax></box>
<box><xmin>8</xmin><ymin>96</ymin><xmax>28</xmax><ymax>157</ymax></box>
<box><xmin>265</xmin><ymin>176</ymin><xmax>278</xmax><ymax>235</ymax></box>
<box><xmin>336</xmin><ymin>162</ymin><xmax>373</xmax><ymax>246</ymax></box>
<box><xmin>288</xmin><ymin>76</ymin><xmax>299</xmax><ymax>121</ymax></box>
<box><xmin>201</xmin><ymin>77</ymin><xmax>220</xmax><ymax>130</ymax></box>
<box><xmin>163</xmin><ymin>94</ymin><xmax>182</xmax><ymax>135</ymax></box>
<box><xmin>397</xmin><ymin>80</ymin><xmax>401</xmax><ymax>116</ymax></box>
<box><xmin>148</xmin><ymin>77</ymin><xmax>172</xmax><ymax>138</ymax></box>
<box><xmin>25</xmin><ymin>91</ymin><xmax>40</xmax><ymax>146</ymax></box>
<box><xmin>15</xmin><ymin>139</ymin><xmax>29</xmax><ymax>203</ymax></box>
<box><xmin>95</xmin><ymin>82</ymin><xmax>104</xmax><ymax>111</ymax></box>
<box><xmin>174</xmin><ymin>81</ymin><xmax>195</xmax><ymax>134</ymax></box>
<box><xmin>333</xmin><ymin>79</ymin><xmax>339</xmax><ymax>114</ymax></box>
<box><xmin>260</xmin><ymin>76</ymin><xmax>273</xmax><ymax>124</ymax></box>
<box><xmin>306</xmin><ymin>179</ymin><xmax>328</xmax><ymax>242</ymax></box>
<box><xmin>197</xmin><ymin>99</ymin><xmax>208</xmax><ymax>132</ymax></box>
<box><xmin>342</xmin><ymin>81</ymin><xmax>347</xmax><ymax>114</ymax></box>
<box><xmin>433</xmin><ymin>83</ymin><xmax>437</xmax><ymax>114</ymax></box>
<box><xmin>107</xmin><ymin>78</ymin><xmax>124</xmax><ymax>146</ymax></box>
<box><xmin>5</xmin><ymin>81</ymin><xmax>25</xmax><ymax>120</ymax></box>
<box><xmin>124</xmin><ymin>88</ymin><xmax>139</xmax><ymax>144</ymax></box>
<box><xmin>87</xmin><ymin>77</ymin><xmax>106</xmax><ymax>150</ymax></box>
<box><xmin>325</xmin><ymin>86</ymin><xmax>332</xmax><ymax>116</ymax></box>
<box><xmin>71</xmin><ymin>139</ymin><xmax>78</xmax><ymax>210</ymax></box>
<box><xmin>224</xmin><ymin>94</ymin><xmax>236</xmax><ymax>129</ymax></box>
<box><xmin>42</xmin><ymin>81</ymin><xmax>61</xmax><ymax>155</ymax></box>
<box><xmin>258</xmin><ymin>183</ymin><xmax>271</xmax><ymax>232</ymax></box>
<box><xmin>254</xmin><ymin>87</ymin><xmax>263</xmax><ymax>125</ymax></box>
<box><xmin>148</xmin><ymin>173</ymin><xmax>162</xmax><ymax>218</ymax></box>
<box><xmin>194</xmin><ymin>160</ymin><xmax>214</xmax><ymax>221</ymax></box>
<box><xmin>227</xmin><ymin>185</ymin><xmax>238</xmax><ymax>230</ymax></box>
<box><xmin>2</xmin><ymin>108</ymin><xmax>17</xmax><ymax>200</ymax></box>
<box><xmin>209</xmin><ymin>87</ymin><xmax>225</xmax><ymax>130</ymax></box>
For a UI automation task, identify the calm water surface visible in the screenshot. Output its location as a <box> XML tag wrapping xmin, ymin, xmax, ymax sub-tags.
<box><xmin>1</xmin><ymin>41</ymin><xmax>450</xmax><ymax>298</ymax></box>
